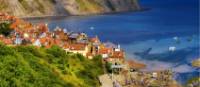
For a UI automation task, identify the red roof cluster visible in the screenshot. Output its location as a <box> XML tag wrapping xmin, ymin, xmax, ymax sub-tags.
<box><xmin>0</xmin><ymin>13</ymin><xmax>126</xmax><ymax>63</ymax></box>
<box><xmin>68</xmin><ymin>43</ymin><xmax>87</xmax><ymax>50</ymax></box>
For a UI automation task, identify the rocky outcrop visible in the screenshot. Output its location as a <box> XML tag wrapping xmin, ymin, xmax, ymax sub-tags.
<box><xmin>0</xmin><ymin>0</ymin><xmax>140</xmax><ymax>17</ymax></box>
<box><xmin>0</xmin><ymin>0</ymin><xmax>58</xmax><ymax>17</ymax></box>
<box><xmin>60</xmin><ymin>0</ymin><xmax>140</xmax><ymax>15</ymax></box>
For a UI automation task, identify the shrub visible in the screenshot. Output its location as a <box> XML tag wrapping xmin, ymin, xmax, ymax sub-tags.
<box><xmin>46</xmin><ymin>45</ymin><xmax>66</xmax><ymax>58</ymax></box>
<box><xmin>0</xmin><ymin>22</ymin><xmax>13</xmax><ymax>36</ymax></box>
<box><xmin>105</xmin><ymin>62</ymin><xmax>112</xmax><ymax>73</ymax></box>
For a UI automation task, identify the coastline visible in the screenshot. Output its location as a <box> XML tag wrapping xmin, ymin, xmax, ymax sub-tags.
<box><xmin>0</xmin><ymin>11</ymin><xmax>191</xmax><ymax>87</ymax></box>
<box><xmin>20</xmin><ymin>8</ymin><xmax>150</xmax><ymax>20</ymax></box>
<box><xmin>0</xmin><ymin>0</ymin><xmax>198</xmax><ymax>85</ymax></box>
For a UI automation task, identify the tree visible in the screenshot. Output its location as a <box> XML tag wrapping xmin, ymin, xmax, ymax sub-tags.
<box><xmin>0</xmin><ymin>22</ymin><xmax>13</xmax><ymax>36</ymax></box>
<box><xmin>105</xmin><ymin>62</ymin><xmax>112</xmax><ymax>73</ymax></box>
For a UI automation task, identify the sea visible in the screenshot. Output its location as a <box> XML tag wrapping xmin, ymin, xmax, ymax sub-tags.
<box><xmin>26</xmin><ymin>0</ymin><xmax>199</xmax><ymax>85</ymax></box>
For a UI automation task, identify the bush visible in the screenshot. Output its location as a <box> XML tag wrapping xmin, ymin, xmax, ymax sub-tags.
<box><xmin>46</xmin><ymin>45</ymin><xmax>66</xmax><ymax>58</ymax></box>
<box><xmin>76</xmin><ymin>54</ymin><xmax>85</xmax><ymax>61</ymax></box>
<box><xmin>105</xmin><ymin>62</ymin><xmax>112</xmax><ymax>73</ymax></box>
<box><xmin>15</xmin><ymin>46</ymin><xmax>45</xmax><ymax>57</ymax></box>
<box><xmin>0</xmin><ymin>22</ymin><xmax>13</xmax><ymax>36</ymax></box>
<box><xmin>0</xmin><ymin>43</ymin><xmax>15</xmax><ymax>56</ymax></box>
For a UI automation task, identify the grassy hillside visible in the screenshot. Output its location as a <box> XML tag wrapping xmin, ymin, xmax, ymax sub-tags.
<box><xmin>0</xmin><ymin>0</ymin><xmax>56</xmax><ymax>17</ymax></box>
<box><xmin>75</xmin><ymin>0</ymin><xmax>103</xmax><ymax>13</ymax></box>
<box><xmin>0</xmin><ymin>0</ymin><xmax>8</xmax><ymax>11</ymax></box>
<box><xmin>0</xmin><ymin>43</ymin><xmax>104</xmax><ymax>87</ymax></box>
<box><xmin>0</xmin><ymin>0</ymin><xmax>139</xmax><ymax>16</ymax></box>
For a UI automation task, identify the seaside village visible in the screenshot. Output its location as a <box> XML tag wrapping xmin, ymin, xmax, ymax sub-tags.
<box><xmin>0</xmin><ymin>13</ymin><xmax>181</xmax><ymax>87</ymax></box>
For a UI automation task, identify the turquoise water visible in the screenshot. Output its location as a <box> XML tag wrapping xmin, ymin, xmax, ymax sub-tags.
<box><xmin>27</xmin><ymin>0</ymin><xmax>199</xmax><ymax>84</ymax></box>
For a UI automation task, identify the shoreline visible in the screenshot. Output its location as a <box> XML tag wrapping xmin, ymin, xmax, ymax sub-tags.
<box><xmin>20</xmin><ymin>8</ymin><xmax>150</xmax><ymax>20</ymax></box>
<box><xmin>0</xmin><ymin>11</ymin><xmax>191</xmax><ymax>87</ymax></box>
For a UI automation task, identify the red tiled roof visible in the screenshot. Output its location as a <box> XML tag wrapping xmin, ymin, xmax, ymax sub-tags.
<box><xmin>55</xmin><ymin>31</ymin><xmax>67</xmax><ymax>40</ymax></box>
<box><xmin>110</xmin><ymin>51</ymin><xmax>124</xmax><ymax>59</ymax></box>
<box><xmin>10</xmin><ymin>20</ymin><xmax>20</xmax><ymax>29</ymax></box>
<box><xmin>0</xmin><ymin>13</ymin><xmax>6</xmax><ymax>16</ymax></box>
<box><xmin>30</xmin><ymin>38</ymin><xmax>35</xmax><ymax>43</ymax></box>
<box><xmin>38</xmin><ymin>23</ymin><xmax>48</xmax><ymax>32</ymax></box>
<box><xmin>63</xmin><ymin>43</ymin><xmax>70</xmax><ymax>49</ymax></box>
<box><xmin>2</xmin><ymin>38</ymin><xmax>13</xmax><ymax>45</ymax></box>
<box><xmin>39</xmin><ymin>37</ymin><xmax>48</xmax><ymax>44</ymax></box>
<box><xmin>69</xmin><ymin>43</ymin><xmax>87</xmax><ymax>50</ymax></box>
<box><xmin>90</xmin><ymin>36</ymin><xmax>100</xmax><ymax>43</ymax></box>
<box><xmin>53</xmin><ymin>39</ymin><xmax>62</xmax><ymax>45</ymax></box>
<box><xmin>10</xmin><ymin>18</ymin><xmax>33</xmax><ymax>32</ymax></box>
<box><xmin>98</xmin><ymin>47</ymin><xmax>112</xmax><ymax>54</ymax></box>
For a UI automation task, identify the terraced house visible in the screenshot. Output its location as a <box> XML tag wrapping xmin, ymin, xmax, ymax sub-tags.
<box><xmin>0</xmin><ymin>13</ymin><xmax>125</xmax><ymax>64</ymax></box>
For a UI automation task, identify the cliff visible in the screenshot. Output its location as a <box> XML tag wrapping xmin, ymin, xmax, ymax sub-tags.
<box><xmin>0</xmin><ymin>0</ymin><xmax>140</xmax><ymax>17</ymax></box>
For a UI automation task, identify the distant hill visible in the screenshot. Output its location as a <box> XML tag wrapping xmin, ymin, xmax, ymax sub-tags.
<box><xmin>0</xmin><ymin>43</ymin><xmax>104</xmax><ymax>87</ymax></box>
<box><xmin>0</xmin><ymin>0</ymin><xmax>140</xmax><ymax>17</ymax></box>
